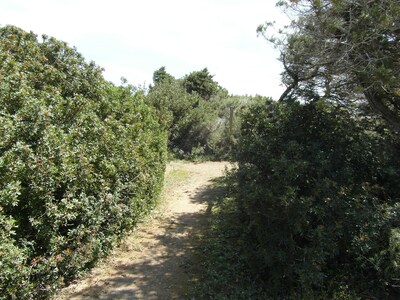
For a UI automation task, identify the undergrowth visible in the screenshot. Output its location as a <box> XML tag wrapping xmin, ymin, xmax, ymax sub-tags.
<box><xmin>189</xmin><ymin>174</ymin><xmax>269</xmax><ymax>299</ymax></box>
<box><xmin>189</xmin><ymin>172</ymin><xmax>362</xmax><ymax>300</ymax></box>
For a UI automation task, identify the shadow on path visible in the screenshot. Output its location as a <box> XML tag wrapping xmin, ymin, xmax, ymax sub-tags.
<box><xmin>60</xmin><ymin>176</ymin><xmax>226</xmax><ymax>300</ymax></box>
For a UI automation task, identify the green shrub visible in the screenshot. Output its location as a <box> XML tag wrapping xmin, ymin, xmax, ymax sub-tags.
<box><xmin>235</xmin><ymin>99</ymin><xmax>400</xmax><ymax>298</ymax></box>
<box><xmin>146</xmin><ymin>78</ymin><xmax>219</xmax><ymax>158</ymax></box>
<box><xmin>0</xmin><ymin>25</ymin><xmax>167</xmax><ymax>299</ymax></box>
<box><xmin>147</xmin><ymin>67</ymin><xmax>246</xmax><ymax>160</ymax></box>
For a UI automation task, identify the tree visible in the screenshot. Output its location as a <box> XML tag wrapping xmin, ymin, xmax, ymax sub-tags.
<box><xmin>259</xmin><ymin>0</ymin><xmax>400</xmax><ymax>131</ymax></box>
<box><xmin>182</xmin><ymin>68</ymin><xmax>221</xmax><ymax>100</ymax></box>
<box><xmin>147</xmin><ymin>66</ymin><xmax>240</xmax><ymax>159</ymax></box>
<box><xmin>146</xmin><ymin>77</ymin><xmax>211</xmax><ymax>154</ymax></box>
<box><xmin>152</xmin><ymin>66</ymin><xmax>175</xmax><ymax>85</ymax></box>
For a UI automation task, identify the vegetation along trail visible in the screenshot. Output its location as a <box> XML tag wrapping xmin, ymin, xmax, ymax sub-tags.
<box><xmin>55</xmin><ymin>161</ymin><xmax>230</xmax><ymax>300</ymax></box>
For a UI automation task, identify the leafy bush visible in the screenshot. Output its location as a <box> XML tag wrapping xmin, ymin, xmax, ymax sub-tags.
<box><xmin>235</xmin><ymin>99</ymin><xmax>400</xmax><ymax>298</ymax></box>
<box><xmin>146</xmin><ymin>79</ymin><xmax>209</xmax><ymax>154</ymax></box>
<box><xmin>147</xmin><ymin>69</ymin><xmax>256</xmax><ymax>160</ymax></box>
<box><xmin>0</xmin><ymin>25</ymin><xmax>167</xmax><ymax>299</ymax></box>
<box><xmin>147</xmin><ymin>73</ymin><xmax>226</xmax><ymax>159</ymax></box>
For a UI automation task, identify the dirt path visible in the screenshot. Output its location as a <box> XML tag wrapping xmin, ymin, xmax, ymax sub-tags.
<box><xmin>55</xmin><ymin>161</ymin><xmax>229</xmax><ymax>300</ymax></box>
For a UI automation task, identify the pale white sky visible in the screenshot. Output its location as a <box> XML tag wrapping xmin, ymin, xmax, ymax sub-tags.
<box><xmin>0</xmin><ymin>0</ymin><xmax>288</xmax><ymax>98</ymax></box>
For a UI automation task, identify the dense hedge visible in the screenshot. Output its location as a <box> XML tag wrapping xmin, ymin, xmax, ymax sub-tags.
<box><xmin>235</xmin><ymin>99</ymin><xmax>400</xmax><ymax>298</ymax></box>
<box><xmin>0</xmin><ymin>25</ymin><xmax>167</xmax><ymax>299</ymax></box>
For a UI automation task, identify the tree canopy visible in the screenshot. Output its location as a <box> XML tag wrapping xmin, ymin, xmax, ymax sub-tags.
<box><xmin>182</xmin><ymin>68</ymin><xmax>222</xmax><ymax>100</ymax></box>
<box><xmin>152</xmin><ymin>66</ymin><xmax>175</xmax><ymax>85</ymax></box>
<box><xmin>258</xmin><ymin>0</ymin><xmax>400</xmax><ymax>131</ymax></box>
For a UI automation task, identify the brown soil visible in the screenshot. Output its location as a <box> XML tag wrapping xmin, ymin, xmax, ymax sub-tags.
<box><xmin>54</xmin><ymin>161</ymin><xmax>230</xmax><ymax>300</ymax></box>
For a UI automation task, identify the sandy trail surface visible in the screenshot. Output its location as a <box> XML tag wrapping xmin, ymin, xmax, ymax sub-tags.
<box><xmin>54</xmin><ymin>161</ymin><xmax>229</xmax><ymax>300</ymax></box>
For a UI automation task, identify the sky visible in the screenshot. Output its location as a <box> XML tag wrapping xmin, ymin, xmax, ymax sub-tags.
<box><xmin>0</xmin><ymin>0</ymin><xmax>289</xmax><ymax>99</ymax></box>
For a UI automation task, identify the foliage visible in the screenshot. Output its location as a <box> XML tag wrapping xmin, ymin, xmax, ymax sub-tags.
<box><xmin>152</xmin><ymin>66</ymin><xmax>175</xmax><ymax>85</ymax></box>
<box><xmin>146</xmin><ymin>67</ymin><xmax>243</xmax><ymax>160</ymax></box>
<box><xmin>190</xmin><ymin>176</ymin><xmax>269</xmax><ymax>299</ymax></box>
<box><xmin>182</xmin><ymin>68</ymin><xmax>224</xmax><ymax>101</ymax></box>
<box><xmin>206</xmin><ymin>95</ymin><xmax>266</xmax><ymax>160</ymax></box>
<box><xmin>146</xmin><ymin>77</ymin><xmax>212</xmax><ymax>155</ymax></box>
<box><xmin>0</xmin><ymin>25</ymin><xmax>167</xmax><ymax>299</ymax></box>
<box><xmin>259</xmin><ymin>0</ymin><xmax>400</xmax><ymax>131</ymax></box>
<box><xmin>234</xmin><ymin>98</ymin><xmax>400</xmax><ymax>298</ymax></box>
